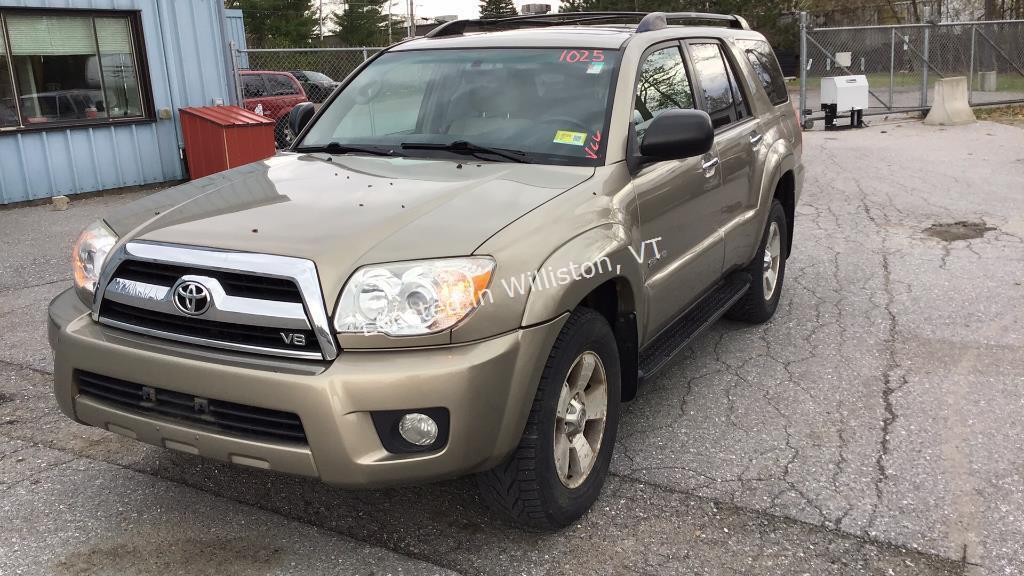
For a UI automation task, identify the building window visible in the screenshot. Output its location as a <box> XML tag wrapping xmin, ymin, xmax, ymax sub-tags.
<box><xmin>0</xmin><ymin>21</ymin><xmax>15</xmax><ymax>127</ymax></box>
<box><xmin>0</xmin><ymin>10</ymin><xmax>150</xmax><ymax>130</ymax></box>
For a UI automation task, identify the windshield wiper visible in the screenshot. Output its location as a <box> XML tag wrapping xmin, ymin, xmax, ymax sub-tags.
<box><xmin>295</xmin><ymin>142</ymin><xmax>395</xmax><ymax>157</ymax></box>
<box><xmin>400</xmin><ymin>140</ymin><xmax>530</xmax><ymax>163</ymax></box>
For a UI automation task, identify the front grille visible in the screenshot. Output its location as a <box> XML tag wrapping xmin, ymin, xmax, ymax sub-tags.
<box><xmin>114</xmin><ymin>260</ymin><xmax>303</xmax><ymax>303</ymax></box>
<box><xmin>76</xmin><ymin>371</ymin><xmax>307</xmax><ymax>444</ymax></box>
<box><xmin>100</xmin><ymin>300</ymin><xmax>321</xmax><ymax>355</ymax></box>
<box><xmin>97</xmin><ymin>254</ymin><xmax>329</xmax><ymax>360</ymax></box>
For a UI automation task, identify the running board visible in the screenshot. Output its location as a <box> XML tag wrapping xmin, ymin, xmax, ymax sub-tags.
<box><xmin>638</xmin><ymin>273</ymin><xmax>751</xmax><ymax>382</ymax></box>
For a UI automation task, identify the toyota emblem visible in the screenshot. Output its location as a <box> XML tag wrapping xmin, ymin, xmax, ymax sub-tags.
<box><xmin>173</xmin><ymin>280</ymin><xmax>211</xmax><ymax>316</ymax></box>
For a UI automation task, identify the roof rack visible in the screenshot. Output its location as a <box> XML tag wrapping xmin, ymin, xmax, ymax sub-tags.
<box><xmin>425</xmin><ymin>11</ymin><xmax>750</xmax><ymax>38</ymax></box>
<box><xmin>639</xmin><ymin>12</ymin><xmax>750</xmax><ymax>32</ymax></box>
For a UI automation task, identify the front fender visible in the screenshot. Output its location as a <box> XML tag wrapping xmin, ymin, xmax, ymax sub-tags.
<box><xmin>521</xmin><ymin>223</ymin><xmax>644</xmax><ymax>327</ymax></box>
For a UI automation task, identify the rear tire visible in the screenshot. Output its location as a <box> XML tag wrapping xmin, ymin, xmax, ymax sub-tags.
<box><xmin>727</xmin><ymin>198</ymin><xmax>788</xmax><ymax>324</ymax></box>
<box><xmin>477</xmin><ymin>307</ymin><xmax>620</xmax><ymax>530</ymax></box>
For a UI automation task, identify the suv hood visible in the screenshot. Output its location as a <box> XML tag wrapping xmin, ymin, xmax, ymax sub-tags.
<box><xmin>105</xmin><ymin>153</ymin><xmax>594</xmax><ymax>303</ymax></box>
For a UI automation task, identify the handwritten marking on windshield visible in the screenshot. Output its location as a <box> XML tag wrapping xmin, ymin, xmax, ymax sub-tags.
<box><xmin>584</xmin><ymin>131</ymin><xmax>602</xmax><ymax>159</ymax></box>
<box><xmin>559</xmin><ymin>49</ymin><xmax>605</xmax><ymax>63</ymax></box>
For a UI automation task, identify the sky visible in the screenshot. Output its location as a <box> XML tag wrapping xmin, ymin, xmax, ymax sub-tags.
<box><xmin>328</xmin><ymin>1</ymin><xmax>563</xmax><ymax>20</ymax></box>
<box><xmin>422</xmin><ymin>0</ymin><xmax>561</xmax><ymax>19</ymax></box>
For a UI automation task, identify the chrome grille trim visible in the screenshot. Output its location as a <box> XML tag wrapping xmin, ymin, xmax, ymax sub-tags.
<box><xmin>98</xmin><ymin>318</ymin><xmax>325</xmax><ymax>360</ymax></box>
<box><xmin>104</xmin><ymin>276</ymin><xmax>311</xmax><ymax>330</ymax></box>
<box><xmin>94</xmin><ymin>241</ymin><xmax>338</xmax><ymax>361</ymax></box>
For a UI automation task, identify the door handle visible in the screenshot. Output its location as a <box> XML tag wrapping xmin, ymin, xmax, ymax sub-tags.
<box><xmin>701</xmin><ymin>157</ymin><xmax>720</xmax><ymax>177</ymax></box>
<box><xmin>749</xmin><ymin>132</ymin><xmax>763</xmax><ymax>146</ymax></box>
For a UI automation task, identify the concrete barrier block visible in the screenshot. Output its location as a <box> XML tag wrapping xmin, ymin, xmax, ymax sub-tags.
<box><xmin>924</xmin><ymin>76</ymin><xmax>976</xmax><ymax>126</ymax></box>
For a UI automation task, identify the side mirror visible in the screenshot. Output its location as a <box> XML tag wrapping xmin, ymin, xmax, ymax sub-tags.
<box><xmin>638</xmin><ymin>109</ymin><xmax>714</xmax><ymax>161</ymax></box>
<box><xmin>288</xmin><ymin>102</ymin><xmax>316</xmax><ymax>139</ymax></box>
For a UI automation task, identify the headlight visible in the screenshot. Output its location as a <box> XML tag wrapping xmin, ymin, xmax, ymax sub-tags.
<box><xmin>72</xmin><ymin>220</ymin><xmax>117</xmax><ymax>307</ymax></box>
<box><xmin>334</xmin><ymin>257</ymin><xmax>495</xmax><ymax>336</ymax></box>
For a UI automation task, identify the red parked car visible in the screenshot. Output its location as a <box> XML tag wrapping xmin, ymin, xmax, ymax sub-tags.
<box><xmin>240</xmin><ymin>70</ymin><xmax>308</xmax><ymax>148</ymax></box>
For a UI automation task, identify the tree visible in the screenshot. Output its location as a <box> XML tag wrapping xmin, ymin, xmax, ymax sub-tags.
<box><xmin>559</xmin><ymin>1</ymin><xmax>796</xmax><ymax>51</ymax></box>
<box><xmin>331</xmin><ymin>0</ymin><xmax>394</xmax><ymax>46</ymax></box>
<box><xmin>560</xmin><ymin>0</ymin><xmax>681</xmax><ymax>11</ymax></box>
<box><xmin>225</xmin><ymin>0</ymin><xmax>318</xmax><ymax>47</ymax></box>
<box><xmin>479</xmin><ymin>0</ymin><xmax>519</xmax><ymax>19</ymax></box>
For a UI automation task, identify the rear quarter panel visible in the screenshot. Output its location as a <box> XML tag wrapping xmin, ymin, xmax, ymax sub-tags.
<box><xmin>720</xmin><ymin>36</ymin><xmax>802</xmax><ymax>270</ymax></box>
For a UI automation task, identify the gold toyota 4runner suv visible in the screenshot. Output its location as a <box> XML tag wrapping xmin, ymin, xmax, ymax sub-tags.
<box><xmin>49</xmin><ymin>12</ymin><xmax>802</xmax><ymax>529</ymax></box>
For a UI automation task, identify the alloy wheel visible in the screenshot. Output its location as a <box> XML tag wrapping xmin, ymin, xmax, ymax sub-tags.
<box><xmin>762</xmin><ymin>221</ymin><xmax>782</xmax><ymax>300</ymax></box>
<box><xmin>553</xmin><ymin>351</ymin><xmax>608</xmax><ymax>489</ymax></box>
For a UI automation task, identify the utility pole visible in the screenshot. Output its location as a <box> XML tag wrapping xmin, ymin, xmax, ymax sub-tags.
<box><xmin>319</xmin><ymin>0</ymin><xmax>324</xmax><ymax>40</ymax></box>
<box><xmin>403</xmin><ymin>0</ymin><xmax>411</xmax><ymax>38</ymax></box>
<box><xmin>388</xmin><ymin>1</ymin><xmax>394</xmax><ymax>44</ymax></box>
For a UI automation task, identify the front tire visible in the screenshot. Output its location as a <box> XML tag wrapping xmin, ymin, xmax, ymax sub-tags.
<box><xmin>275</xmin><ymin>118</ymin><xmax>294</xmax><ymax>149</ymax></box>
<box><xmin>727</xmin><ymin>198</ymin><xmax>789</xmax><ymax>324</ymax></box>
<box><xmin>477</xmin><ymin>307</ymin><xmax>621</xmax><ymax>530</ymax></box>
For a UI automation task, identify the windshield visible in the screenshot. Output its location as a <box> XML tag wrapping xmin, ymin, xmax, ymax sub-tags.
<box><xmin>304</xmin><ymin>71</ymin><xmax>333</xmax><ymax>82</ymax></box>
<box><xmin>299</xmin><ymin>48</ymin><xmax>620</xmax><ymax>166</ymax></box>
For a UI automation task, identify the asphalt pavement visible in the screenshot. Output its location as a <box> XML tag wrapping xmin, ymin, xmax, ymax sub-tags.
<box><xmin>1</xmin><ymin>118</ymin><xmax>1022</xmax><ymax>575</ymax></box>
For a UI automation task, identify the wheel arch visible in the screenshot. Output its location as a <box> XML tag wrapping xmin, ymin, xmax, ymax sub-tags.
<box><xmin>577</xmin><ymin>277</ymin><xmax>641</xmax><ymax>403</ymax></box>
<box><xmin>757</xmin><ymin>142</ymin><xmax>797</xmax><ymax>259</ymax></box>
<box><xmin>520</xmin><ymin>223</ymin><xmax>644</xmax><ymax>403</ymax></box>
<box><xmin>774</xmin><ymin>169</ymin><xmax>796</xmax><ymax>257</ymax></box>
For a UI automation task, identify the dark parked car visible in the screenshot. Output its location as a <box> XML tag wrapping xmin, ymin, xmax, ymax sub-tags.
<box><xmin>289</xmin><ymin>70</ymin><xmax>340</xmax><ymax>103</ymax></box>
<box><xmin>18</xmin><ymin>89</ymin><xmax>105</xmax><ymax>124</ymax></box>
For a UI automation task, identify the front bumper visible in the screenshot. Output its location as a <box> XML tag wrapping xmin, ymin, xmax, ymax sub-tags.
<box><xmin>49</xmin><ymin>289</ymin><xmax>564</xmax><ymax>487</ymax></box>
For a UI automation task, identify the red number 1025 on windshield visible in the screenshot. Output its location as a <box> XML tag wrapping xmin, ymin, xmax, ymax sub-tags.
<box><xmin>559</xmin><ymin>49</ymin><xmax>605</xmax><ymax>63</ymax></box>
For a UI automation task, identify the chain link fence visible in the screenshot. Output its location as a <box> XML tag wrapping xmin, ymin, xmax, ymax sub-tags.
<box><xmin>231</xmin><ymin>23</ymin><xmax>1024</xmax><ymax>139</ymax></box>
<box><xmin>798</xmin><ymin>15</ymin><xmax>1024</xmax><ymax>127</ymax></box>
<box><xmin>230</xmin><ymin>47</ymin><xmax>383</xmax><ymax>146</ymax></box>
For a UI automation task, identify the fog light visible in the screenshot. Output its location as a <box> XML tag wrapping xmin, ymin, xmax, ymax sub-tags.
<box><xmin>398</xmin><ymin>413</ymin><xmax>438</xmax><ymax>446</ymax></box>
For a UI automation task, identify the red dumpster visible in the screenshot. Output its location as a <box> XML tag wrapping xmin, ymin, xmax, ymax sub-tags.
<box><xmin>180</xmin><ymin>106</ymin><xmax>276</xmax><ymax>180</ymax></box>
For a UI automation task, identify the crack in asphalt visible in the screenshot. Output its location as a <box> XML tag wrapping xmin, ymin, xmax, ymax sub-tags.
<box><xmin>815</xmin><ymin>139</ymin><xmax>906</xmax><ymax>538</ymax></box>
<box><xmin>0</xmin><ymin>385</ymin><xmax>963</xmax><ymax>575</ymax></box>
<box><xmin>0</xmin><ymin>443</ymin><xmax>79</xmax><ymax>495</ymax></box>
<box><xmin>0</xmin><ymin>277</ymin><xmax>70</xmax><ymax>296</ymax></box>
<box><xmin>0</xmin><ymin>430</ymin><xmax>471</xmax><ymax>575</ymax></box>
<box><xmin>866</xmin><ymin>234</ymin><xmax>904</xmax><ymax>537</ymax></box>
<box><xmin>0</xmin><ymin>358</ymin><xmax>53</xmax><ymax>378</ymax></box>
<box><xmin>607</xmin><ymin>468</ymin><xmax>962</xmax><ymax>572</ymax></box>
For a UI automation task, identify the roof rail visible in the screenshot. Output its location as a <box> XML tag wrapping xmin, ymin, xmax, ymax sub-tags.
<box><xmin>425</xmin><ymin>11</ymin><xmax>750</xmax><ymax>38</ymax></box>
<box><xmin>637</xmin><ymin>12</ymin><xmax>750</xmax><ymax>32</ymax></box>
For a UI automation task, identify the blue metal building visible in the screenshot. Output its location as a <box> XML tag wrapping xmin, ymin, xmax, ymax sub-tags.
<box><xmin>0</xmin><ymin>0</ymin><xmax>242</xmax><ymax>204</ymax></box>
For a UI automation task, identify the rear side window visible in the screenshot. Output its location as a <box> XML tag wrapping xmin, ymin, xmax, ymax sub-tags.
<box><xmin>266</xmin><ymin>74</ymin><xmax>299</xmax><ymax>96</ymax></box>
<box><xmin>737</xmin><ymin>39</ymin><xmax>789</xmax><ymax>106</ymax></box>
<box><xmin>242</xmin><ymin>75</ymin><xmax>266</xmax><ymax>98</ymax></box>
<box><xmin>688</xmin><ymin>42</ymin><xmax>750</xmax><ymax>129</ymax></box>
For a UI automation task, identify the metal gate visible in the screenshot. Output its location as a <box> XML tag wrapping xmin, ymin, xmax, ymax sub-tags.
<box><xmin>798</xmin><ymin>14</ymin><xmax>1024</xmax><ymax>126</ymax></box>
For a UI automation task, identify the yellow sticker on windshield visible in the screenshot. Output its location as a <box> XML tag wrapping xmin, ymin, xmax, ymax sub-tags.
<box><xmin>553</xmin><ymin>130</ymin><xmax>587</xmax><ymax>146</ymax></box>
